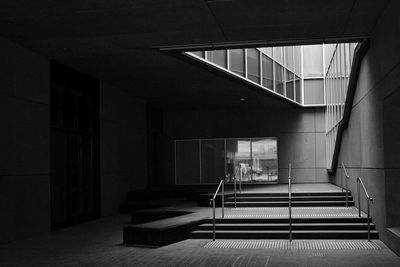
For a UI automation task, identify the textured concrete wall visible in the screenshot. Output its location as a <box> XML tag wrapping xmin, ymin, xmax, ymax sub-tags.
<box><xmin>331</xmin><ymin>0</ymin><xmax>400</xmax><ymax>255</ymax></box>
<box><xmin>158</xmin><ymin>107</ymin><xmax>326</xmax><ymax>185</ymax></box>
<box><xmin>100</xmin><ymin>82</ymin><xmax>147</xmax><ymax>216</ymax></box>
<box><xmin>0</xmin><ymin>37</ymin><xmax>50</xmax><ymax>244</ymax></box>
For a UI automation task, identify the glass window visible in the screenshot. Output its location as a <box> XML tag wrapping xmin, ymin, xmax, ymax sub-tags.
<box><xmin>175</xmin><ymin>140</ymin><xmax>200</xmax><ymax>184</ymax></box>
<box><xmin>303</xmin><ymin>45</ymin><xmax>323</xmax><ymax>77</ymax></box>
<box><xmin>247</xmin><ymin>48</ymin><xmax>260</xmax><ymax>84</ymax></box>
<box><xmin>324</xmin><ymin>44</ymin><xmax>336</xmax><ymax>73</ymax></box>
<box><xmin>295</xmin><ymin>76</ymin><xmax>301</xmax><ymax>103</ymax></box>
<box><xmin>229</xmin><ymin>49</ymin><xmax>245</xmax><ymax>77</ymax></box>
<box><xmin>303</xmin><ymin>78</ymin><xmax>324</xmax><ymax>105</ymax></box>
<box><xmin>286</xmin><ymin>70</ymin><xmax>295</xmax><ymax>100</ymax></box>
<box><xmin>226</xmin><ymin>139</ymin><xmax>251</xmax><ymax>183</ymax></box>
<box><xmin>262</xmin><ymin>55</ymin><xmax>273</xmax><ymax>89</ymax></box>
<box><xmin>190</xmin><ymin>51</ymin><xmax>205</xmax><ymax>58</ymax></box>
<box><xmin>206</xmin><ymin>50</ymin><xmax>227</xmax><ymax>68</ymax></box>
<box><xmin>294</xmin><ymin>46</ymin><xmax>301</xmax><ymax>75</ymax></box>
<box><xmin>273</xmin><ymin>47</ymin><xmax>283</xmax><ymax>63</ymax></box>
<box><xmin>201</xmin><ymin>140</ymin><xmax>225</xmax><ymax>184</ymax></box>
<box><xmin>284</xmin><ymin>46</ymin><xmax>294</xmax><ymax>71</ymax></box>
<box><xmin>251</xmin><ymin>138</ymin><xmax>278</xmax><ymax>183</ymax></box>
<box><xmin>260</xmin><ymin>47</ymin><xmax>272</xmax><ymax>57</ymax></box>
<box><xmin>275</xmin><ymin>63</ymin><xmax>284</xmax><ymax>95</ymax></box>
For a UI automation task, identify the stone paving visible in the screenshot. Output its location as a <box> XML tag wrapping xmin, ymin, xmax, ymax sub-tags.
<box><xmin>0</xmin><ymin>184</ymin><xmax>396</xmax><ymax>266</ymax></box>
<box><xmin>0</xmin><ymin>214</ymin><xmax>399</xmax><ymax>266</ymax></box>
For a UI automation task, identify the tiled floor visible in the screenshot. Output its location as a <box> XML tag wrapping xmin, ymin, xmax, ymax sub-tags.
<box><xmin>0</xmin><ymin>214</ymin><xmax>399</xmax><ymax>267</ymax></box>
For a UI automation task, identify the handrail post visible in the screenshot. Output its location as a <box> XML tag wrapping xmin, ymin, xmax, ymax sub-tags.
<box><xmin>239</xmin><ymin>173</ymin><xmax>242</xmax><ymax>193</ymax></box>
<box><xmin>234</xmin><ymin>177</ymin><xmax>237</xmax><ymax>208</ymax></box>
<box><xmin>212</xmin><ymin>198</ymin><xmax>216</xmax><ymax>241</ymax></box>
<box><xmin>288</xmin><ymin>163</ymin><xmax>292</xmax><ymax>242</ymax></box>
<box><xmin>289</xmin><ymin>197</ymin><xmax>292</xmax><ymax>242</ymax></box>
<box><xmin>222</xmin><ymin>180</ymin><xmax>225</xmax><ymax>218</ymax></box>
<box><xmin>210</xmin><ymin>179</ymin><xmax>224</xmax><ymax>241</ymax></box>
<box><xmin>345</xmin><ymin>176</ymin><xmax>349</xmax><ymax>207</ymax></box>
<box><xmin>357</xmin><ymin>179</ymin><xmax>361</xmax><ymax>218</ymax></box>
<box><xmin>367</xmin><ymin>198</ymin><xmax>371</xmax><ymax>241</ymax></box>
<box><xmin>341</xmin><ymin>169</ymin><xmax>344</xmax><ymax>193</ymax></box>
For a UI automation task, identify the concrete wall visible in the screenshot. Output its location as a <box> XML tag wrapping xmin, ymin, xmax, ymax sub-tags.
<box><xmin>331</xmin><ymin>0</ymin><xmax>400</xmax><ymax>255</ymax></box>
<box><xmin>0</xmin><ymin>36</ymin><xmax>149</xmax><ymax>243</ymax></box>
<box><xmin>100</xmin><ymin>82</ymin><xmax>147</xmax><ymax>216</ymax></box>
<box><xmin>0</xmin><ymin>37</ymin><xmax>50</xmax><ymax>243</ymax></box>
<box><xmin>157</xmin><ymin>107</ymin><xmax>326</xmax><ymax>185</ymax></box>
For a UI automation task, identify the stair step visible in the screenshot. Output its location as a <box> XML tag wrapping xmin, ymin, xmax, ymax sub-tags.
<box><xmin>206</xmin><ymin>217</ymin><xmax>372</xmax><ymax>224</ymax></box>
<box><xmin>228</xmin><ymin>196</ymin><xmax>353</xmax><ymax>202</ymax></box>
<box><xmin>233</xmin><ymin>192</ymin><xmax>351</xmax><ymax>197</ymax></box>
<box><xmin>225</xmin><ymin>201</ymin><xmax>355</xmax><ymax>207</ymax></box>
<box><xmin>190</xmin><ymin>230</ymin><xmax>379</xmax><ymax>239</ymax></box>
<box><xmin>197</xmin><ymin>223</ymin><xmax>376</xmax><ymax>231</ymax></box>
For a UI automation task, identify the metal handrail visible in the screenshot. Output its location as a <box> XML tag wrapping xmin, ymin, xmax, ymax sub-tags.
<box><xmin>341</xmin><ymin>162</ymin><xmax>350</xmax><ymax>207</ymax></box>
<box><xmin>210</xmin><ymin>179</ymin><xmax>225</xmax><ymax>241</ymax></box>
<box><xmin>288</xmin><ymin>163</ymin><xmax>292</xmax><ymax>242</ymax></box>
<box><xmin>356</xmin><ymin>177</ymin><xmax>373</xmax><ymax>241</ymax></box>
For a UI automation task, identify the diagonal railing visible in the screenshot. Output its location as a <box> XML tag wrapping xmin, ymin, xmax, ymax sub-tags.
<box><xmin>341</xmin><ymin>162</ymin><xmax>350</xmax><ymax>207</ymax></box>
<box><xmin>356</xmin><ymin>177</ymin><xmax>373</xmax><ymax>241</ymax></box>
<box><xmin>210</xmin><ymin>179</ymin><xmax>224</xmax><ymax>241</ymax></box>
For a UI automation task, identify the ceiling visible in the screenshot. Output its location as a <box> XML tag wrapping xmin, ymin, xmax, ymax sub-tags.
<box><xmin>0</xmin><ymin>0</ymin><xmax>390</xmax><ymax>109</ymax></box>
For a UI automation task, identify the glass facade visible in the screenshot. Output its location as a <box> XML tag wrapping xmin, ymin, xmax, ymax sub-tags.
<box><xmin>229</xmin><ymin>49</ymin><xmax>245</xmax><ymax>77</ymax></box>
<box><xmin>206</xmin><ymin>50</ymin><xmax>227</xmax><ymax>68</ymax></box>
<box><xmin>247</xmin><ymin>48</ymin><xmax>260</xmax><ymax>84</ymax></box>
<box><xmin>286</xmin><ymin>70</ymin><xmax>295</xmax><ymax>100</ymax></box>
<box><xmin>186</xmin><ymin>43</ymin><xmax>355</xmax><ymax>107</ymax></box>
<box><xmin>262</xmin><ymin>55</ymin><xmax>273</xmax><ymax>89</ymax></box>
<box><xmin>275</xmin><ymin>63</ymin><xmax>284</xmax><ymax>95</ymax></box>
<box><xmin>176</xmin><ymin>138</ymin><xmax>278</xmax><ymax>184</ymax></box>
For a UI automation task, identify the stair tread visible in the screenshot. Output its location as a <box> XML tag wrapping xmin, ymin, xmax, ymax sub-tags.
<box><xmin>230</xmin><ymin>196</ymin><xmax>352</xmax><ymax>199</ymax></box>
<box><xmin>225</xmin><ymin>200</ymin><xmax>354</xmax><ymax>204</ymax></box>
<box><xmin>192</xmin><ymin>230</ymin><xmax>378</xmax><ymax>233</ymax></box>
<box><xmin>200</xmin><ymin>223</ymin><xmax>374</xmax><ymax>227</ymax></box>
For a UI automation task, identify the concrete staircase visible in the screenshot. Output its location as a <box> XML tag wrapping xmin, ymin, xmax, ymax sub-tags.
<box><xmin>225</xmin><ymin>192</ymin><xmax>355</xmax><ymax>207</ymax></box>
<box><xmin>191</xmin><ymin>191</ymin><xmax>378</xmax><ymax>240</ymax></box>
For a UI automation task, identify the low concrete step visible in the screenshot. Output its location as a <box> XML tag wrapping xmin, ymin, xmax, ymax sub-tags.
<box><xmin>190</xmin><ymin>230</ymin><xmax>379</xmax><ymax>239</ymax></box>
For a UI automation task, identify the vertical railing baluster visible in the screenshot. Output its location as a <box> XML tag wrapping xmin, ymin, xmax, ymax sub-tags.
<box><xmin>358</xmin><ymin>180</ymin><xmax>361</xmax><ymax>218</ymax></box>
<box><xmin>367</xmin><ymin>199</ymin><xmax>371</xmax><ymax>242</ymax></box>
<box><xmin>288</xmin><ymin>163</ymin><xmax>292</xmax><ymax>242</ymax></box>
<box><xmin>212</xmin><ymin>198</ymin><xmax>216</xmax><ymax>241</ymax></box>
<box><xmin>234</xmin><ymin>178</ymin><xmax>237</xmax><ymax>208</ymax></box>
<box><xmin>222</xmin><ymin>181</ymin><xmax>224</xmax><ymax>218</ymax></box>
